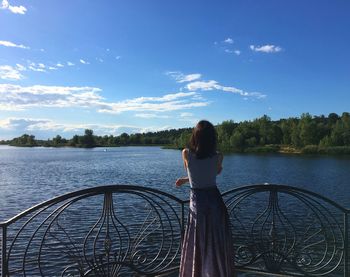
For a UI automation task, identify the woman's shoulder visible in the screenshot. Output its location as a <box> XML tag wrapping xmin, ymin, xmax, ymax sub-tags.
<box><xmin>182</xmin><ymin>148</ymin><xmax>190</xmax><ymax>159</ymax></box>
<box><xmin>216</xmin><ymin>151</ymin><xmax>223</xmax><ymax>160</ymax></box>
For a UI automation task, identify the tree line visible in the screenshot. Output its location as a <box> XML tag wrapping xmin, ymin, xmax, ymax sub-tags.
<box><xmin>1</xmin><ymin>112</ymin><xmax>350</xmax><ymax>154</ymax></box>
<box><xmin>173</xmin><ymin>112</ymin><xmax>350</xmax><ymax>154</ymax></box>
<box><xmin>0</xmin><ymin>128</ymin><xmax>191</xmax><ymax>148</ymax></box>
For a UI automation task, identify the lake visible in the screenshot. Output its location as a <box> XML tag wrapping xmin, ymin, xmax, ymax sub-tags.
<box><xmin>0</xmin><ymin>145</ymin><xmax>350</xmax><ymax>222</ymax></box>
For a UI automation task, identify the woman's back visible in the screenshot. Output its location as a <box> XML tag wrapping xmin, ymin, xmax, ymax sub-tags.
<box><xmin>186</xmin><ymin>149</ymin><xmax>218</xmax><ymax>189</ymax></box>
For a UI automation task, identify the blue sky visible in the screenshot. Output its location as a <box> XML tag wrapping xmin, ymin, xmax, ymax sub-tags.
<box><xmin>0</xmin><ymin>0</ymin><xmax>349</xmax><ymax>140</ymax></box>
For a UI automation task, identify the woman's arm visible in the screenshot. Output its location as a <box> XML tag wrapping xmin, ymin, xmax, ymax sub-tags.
<box><xmin>175</xmin><ymin>149</ymin><xmax>189</xmax><ymax>187</ymax></box>
<box><xmin>217</xmin><ymin>152</ymin><xmax>223</xmax><ymax>175</ymax></box>
<box><xmin>182</xmin><ymin>148</ymin><xmax>189</xmax><ymax>169</ymax></box>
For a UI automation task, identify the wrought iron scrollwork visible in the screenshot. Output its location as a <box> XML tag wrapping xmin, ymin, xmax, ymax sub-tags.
<box><xmin>0</xmin><ymin>186</ymin><xmax>183</xmax><ymax>277</ymax></box>
<box><xmin>0</xmin><ymin>184</ymin><xmax>349</xmax><ymax>276</ymax></box>
<box><xmin>223</xmin><ymin>184</ymin><xmax>349</xmax><ymax>276</ymax></box>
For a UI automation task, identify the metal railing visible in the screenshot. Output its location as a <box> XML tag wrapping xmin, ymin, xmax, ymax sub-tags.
<box><xmin>0</xmin><ymin>184</ymin><xmax>349</xmax><ymax>276</ymax></box>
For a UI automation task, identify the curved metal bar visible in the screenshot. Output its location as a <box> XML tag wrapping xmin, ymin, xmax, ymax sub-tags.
<box><xmin>1</xmin><ymin>183</ymin><xmax>348</xmax><ymax>277</ymax></box>
<box><xmin>0</xmin><ymin>185</ymin><xmax>186</xmax><ymax>227</ymax></box>
<box><xmin>222</xmin><ymin>184</ymin><xmax>350</xmax><ymax>213</ymax></box>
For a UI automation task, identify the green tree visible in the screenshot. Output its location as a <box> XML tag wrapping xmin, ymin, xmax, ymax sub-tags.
<box><xmin>299</xmin><ymin>113</ymin><xmax>318</xmax><ymax>146</ymax></box>
<box><xmin>79</xmin><ymin>129</ymin><xmax>95</xmax><ymax>148</ymax></box>
<box><xmin>52</xmin><ymin>135</ymin><xmax>62</xmax><ymax>146</ymax></box>
<box><xmin>230</xmin><ymin>130</ymin><xmax>244</xmax><ymax>151</ymax></box>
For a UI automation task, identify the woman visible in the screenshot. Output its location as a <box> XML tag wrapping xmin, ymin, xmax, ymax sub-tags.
<box><xmin>175</xmin><ymin>120</ymin><xmax>235</xmax><ymax>277</ymax></box>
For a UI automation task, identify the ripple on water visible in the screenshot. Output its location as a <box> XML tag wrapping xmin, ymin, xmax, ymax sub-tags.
<box><xmin>0</xmin><ymin>146</ymin><xmax>349</xmax><ymax>221</ymax></box>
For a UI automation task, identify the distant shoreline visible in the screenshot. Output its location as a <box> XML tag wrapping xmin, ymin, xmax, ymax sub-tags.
<box><xmin>2</xmin><ymin>144</ymin><xmax>349</xmax><ymax>156</ymax></box>
<box><xmin>2</xmin><ymin>112</ymin><xmax>350</xmax><ymax>155</ymax></box>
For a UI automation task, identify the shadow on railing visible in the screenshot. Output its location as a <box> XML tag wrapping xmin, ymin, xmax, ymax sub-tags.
<box><xmin>0</xmin><ymin>184</ymin><xmax>349</xmax><ymax>276</ymax></box>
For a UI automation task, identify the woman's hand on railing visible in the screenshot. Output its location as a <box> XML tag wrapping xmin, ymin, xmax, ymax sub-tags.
<box><xmin>175</xmin><ymin>177</ymin><xmax>189</xmax><ymax>187</ymax></box>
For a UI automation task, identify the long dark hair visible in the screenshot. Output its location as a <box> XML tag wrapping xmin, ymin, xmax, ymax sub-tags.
<box><xmin>189</xmin><ymin>120</ymin><xmax>217</xmax><ymax>159</ymax></box>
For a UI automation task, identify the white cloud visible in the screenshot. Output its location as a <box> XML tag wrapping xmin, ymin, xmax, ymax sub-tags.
<box><xmin>139</xmin><ymin>125</ymin><xmax>173</xmax><ymax>133</ymax></box>
<box><xmin>24</xmin><ymin>61</ymin><xmax>68</xmax><ymax>72</ymax></box>
<box><xmin>0</xmin><ymin>40</ymin><xmax>29</xmax><ymax>49</ymax></box>
<box><xmin>134</xmin><ymin>113</ymin><xmax>170</xmax><ymax>119</ymax></box>
<box><xmin>0</xmin><ymin>117</ymin><xmax>146</xmax><ymax>137</ymax></box>
<box><xmin>16</xmin><ymin>64</ymin><xmax>26</xmax><ymax>71</ymax></box>
<box><xmin>224</xmin><ymin>38</ymin><xmax>234</xmax><ymax>44</ymax></box>
<box><xmin>98</xmin><ymin>91</ymin><xmax>209</xmax><ymax>114</ymax></box>
<box><xmin>80</xmin><ymin>59</ymin><xmax>89</xmax><ymax>65</ymax></box>
<box><xmin>1</xmin><ymin>0</ymin><xmax>27</xmax><ymax>14</ymax></box>
<box><xmin>167</xmin><ymin>70</ymin><xmax>266</xmax><ymax>100</ymax></box>
<box><xmin>0</xmin><ymin>117</ymin><xmax>176</xmax><ymax>138</ymax></box>
<box><xmin>0</xmin><ymin>84</ymin><xmax>103</xmax><ymax>111</ymax></box>
<box><xmin>0</xmin><ymin>65</ymin><xmax>24</xmax><ymax>80</ymax></box>
<box><xmin>180</xmin><ymin>112</ymin><xmax>193</xmax><ymax>117</ymax></box>
<box><xmin>28</xmin><ymin>65</ymin><xmax>45</xmax><ymax>72</ymax></box>
<box><xmin>115</xmin><ymin>56</ymin><xmax>121</xmax><ymax>60</ymax></box>
<box><xmin>166</xmin><ymin>71</ymin><xmax>202</xmax><ymax>83</ymax></box>
<box><xmin>67</xmin><ymin>61</ymin><xmax>75</xmax><ymax>66</ymax></box>
<box><xmin>250</xmin><ymin>44</ymin><xmax>282</xmax><ymax>53</ymax></box>
<box><xmin>224</xmin><ymin>49</ymin><xmax>241</xmax><ymax>55</ymax></box>
<box><xmin>0</xmin><ymin>84</ymin><xmax>209</xmax><ymax>113</ymax></box>
<box><xmin>186</xmin><ymin>80</ymin><xmax>266</xmax><ymax>99</ymax></box>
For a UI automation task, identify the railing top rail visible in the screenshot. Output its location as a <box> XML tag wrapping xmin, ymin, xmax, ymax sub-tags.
<box><xmin>1</xmin><ymin>183</ymin><xmax>348</xmax><ymax>228</ymax></box>
<box><xmin>222</xmin><ymin>183</ymin><xmax>350</xmax><ymax>213</ymax></box>
<box><xmin>0</xmin><ymin>184</ymin><xmax>186</xmax><ymax>227</ymax></box>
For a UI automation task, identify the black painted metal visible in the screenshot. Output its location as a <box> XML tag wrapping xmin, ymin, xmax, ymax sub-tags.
<box><xmin>0</xmin><ymin>184</ymin><xmax>349</xmax><ymax>276</ymax></box>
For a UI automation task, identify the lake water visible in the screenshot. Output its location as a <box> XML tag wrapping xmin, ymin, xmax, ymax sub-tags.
<box><xmin>0</xmin><ymin>145</ymin><xmax>350</xmax><ymax>221</ymax></box>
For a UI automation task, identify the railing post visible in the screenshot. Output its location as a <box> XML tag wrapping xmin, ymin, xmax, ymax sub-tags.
<box><xmin>345</xmin><ymin>212</ymin><xmax>349</xmax><ymax>277</ymax></box>
<box><xmin>181</xmin><ymin>202</ymin><xmax>185</xmax><ymax>238</ymax></box>
<box><xmin>1</xmin><ymin>225</ymin><xmax>8</xmax><ymax>277</ymax></box>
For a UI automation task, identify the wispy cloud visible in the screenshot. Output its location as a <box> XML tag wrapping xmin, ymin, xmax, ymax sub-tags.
<box><xmin>134</xmin><ymin>113</ymin><xmax>170</xmax><ymax>119</ymax></box>
<box><xmin>16</xmin><ymin>64</ymin><xmax>26</xmax><ymax>71</ymax></box>
<box><xmin>0</xmin><ymin>65</ymin><xmax>25</xmax><ymax>80</ymax></box>
<box><xmin>1</xmin><ymin>0</ymin><xmax>27</xmax><ymax>14</ymax></box>
<box><xmin>0</xmin><ymin>117</ymin><xmax>146</xmax><ymax>136</ymax></box>
<box><xmin>168</xmin><ymin>71</ymin><xmax>266</xmax><ymax>100</ymax></box>
<box><xmin>180</xmin><ymin>112</ymin><xmax>193</xmax><ymax>117</ymax></box>
<box><xmin>80</xmin><ymin>59</ymin><xmax>89</xmax><ymax>65</ymax></box>
<box><xmin>186</xmin><ymin>80</ymin><xmax>266</xmax><ymax>99</ymax></box>
<box><xmin>250</xmin><ymin>44</ymin><xmax>282</xmax><ymax>53</ymax></box>
<box><xmin>224</xmin><ymin>49</ymin><xmax>241</xmax><ymax>55</ymax></box>
<box><xmin>98</xmin><ymin>92</ymin><xmax>209</xmax><ymax>114</ymax></box>
<box><xmin>0</xmin><ymin>84</ymin><xmax>209</xmax><ymax>113</ymax></box>
<box><xmin>139</xmin><ymin>125</ymin><xmax>173</xmax><ymax>133</ymax></box>
<box><xmin>166</xmin><ymin>71</ymin><xmax>202</xmax><ymax>83</ymax></box>
<box><xmin>224</xmin><ymin>38</ymin><xmax>234</xmax><ymax>44</ymax></box>
<box><xmin>14</xmin><ymin>60</ymin><xmax>73</xmax><ymax>74</ymax></box>
<box><xmin>0</xmin><ymin>84</ymin><xmax>103</xmax><ymax>111</ymax></box>
<box><xmin>0</xmin><ymin>40</ymin><xmax>29</xmax><ymax>49</ymax></box>
<box><xmin>179</xmin><ymin>112</ymin><xmax>198</xmax><ymax>125</ymax></box>
<box><xmin>28</xmin><ymin>64</ymin><xmax>46</xmax><ymax>72</ymax></box>
<box><xmin>67</xmin><ymin>61</ymin><xmax>75</xmax><ymax>66</ymax></box>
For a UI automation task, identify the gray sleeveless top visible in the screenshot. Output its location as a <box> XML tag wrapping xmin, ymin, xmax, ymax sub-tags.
<box><xmin>186</xmin><ymin>149</ymin><xmax>218</xmax><ymax>189</ymax></box>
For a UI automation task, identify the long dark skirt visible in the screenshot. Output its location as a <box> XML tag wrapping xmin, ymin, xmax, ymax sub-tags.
<box><xmin>179</xmin><ymin>187</ymin><xmax>235</xmax><ymax>277</ymax></box>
